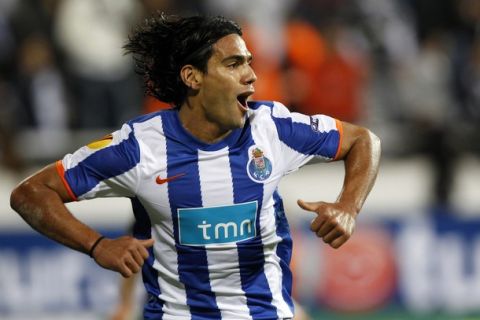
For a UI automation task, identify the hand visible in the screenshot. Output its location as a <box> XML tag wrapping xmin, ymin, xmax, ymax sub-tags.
<box><xmin>92</xmin><ymin>236</ymin><xmax>154</xmax><ymax>277</ymax></box>
<box><xmin>297</xmin><ymin>199</ymin><xmax>356</xmax><ymax>249</ymax></box>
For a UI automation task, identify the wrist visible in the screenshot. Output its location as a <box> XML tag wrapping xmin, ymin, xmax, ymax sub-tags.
<box><xmin>88</xmin><ymin>235</ymin><xmax>105</xmax><ymax>258</ymax></box>
<box><xmin>336</xmin><ymin>199</ymin><xmax>361</xmax><ymax>216</ymax></box>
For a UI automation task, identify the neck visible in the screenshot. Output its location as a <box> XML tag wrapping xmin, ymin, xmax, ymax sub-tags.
<box><xmin>178</xmin><ymin>103</ymin><xmax>231</xmax><ymax>144</ymax></box>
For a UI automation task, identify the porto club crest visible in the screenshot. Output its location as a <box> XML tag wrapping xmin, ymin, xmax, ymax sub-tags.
<box><xmin>247</xmin><ymin>146</ymin><xmax>272</xmax><ymax>182</ymax></box>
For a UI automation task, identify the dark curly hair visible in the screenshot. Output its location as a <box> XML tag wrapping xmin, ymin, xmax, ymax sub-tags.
<box><xmin>124</xmin><ymin>13</ymin><xmax>242</xmax><ymax>107</ymax></box>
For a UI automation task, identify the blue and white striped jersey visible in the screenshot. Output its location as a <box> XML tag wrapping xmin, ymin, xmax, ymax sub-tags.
<box><xmin>57</xmin><ymin>100</ymin><xmax>342</xmax><ymax>320</ymax></box>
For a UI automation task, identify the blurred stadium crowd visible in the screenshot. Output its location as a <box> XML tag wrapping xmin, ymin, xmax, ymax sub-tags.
<box><xmin>0</xmin><ymin>0</ymin><xmax>479</xmax><ymax>209</ymax></box>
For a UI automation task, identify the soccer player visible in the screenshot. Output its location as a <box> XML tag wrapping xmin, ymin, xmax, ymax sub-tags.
<box><xmin>10</xmin><ymin>14</ymin><xmax>381</xmax><ymax>319</ymax></box>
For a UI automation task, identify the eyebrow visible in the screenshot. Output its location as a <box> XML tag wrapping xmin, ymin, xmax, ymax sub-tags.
<box><xmin>221</xmin><ymin>54</ymin><xmax>253</xmax><ymax>64</ymax></box>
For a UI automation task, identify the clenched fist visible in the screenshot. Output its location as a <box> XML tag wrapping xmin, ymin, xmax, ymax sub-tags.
<box><xmin>297</xmin><ymin>199</ymin><xmax>356</xmax><ymax>249</ymax></box>
<box><xmin>92</xmin><ymin>236</ymin><xmax>155</xmax><ymax>277</ymax></box>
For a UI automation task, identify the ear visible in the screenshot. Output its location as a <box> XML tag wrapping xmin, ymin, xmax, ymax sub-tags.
<box><xmin>180</xmin><ymin>65</ymin><xmax>202</xmax><ymax>90</ymax></box>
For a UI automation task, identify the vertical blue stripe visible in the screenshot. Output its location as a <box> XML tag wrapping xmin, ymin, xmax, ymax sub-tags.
<box><xmin>272</xmin><ymin>190</ymin><xmax>294</xmax><ymax>314</ymax></box>
<box><xmin>130</xmin><ymin>197</ymin><xmax>164</xmax><ymax>320</ymax></box>
<box><xmin>229</xmin><ymin>126</ymin><xmax>278</xmax><ymax>320</ymax></box>
<box><xmin>163</xmin><ymin>113</ymin><xmax>221</xmax><ymax>320</ymax></box>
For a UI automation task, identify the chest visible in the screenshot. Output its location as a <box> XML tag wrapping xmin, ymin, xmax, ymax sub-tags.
<box><xmin>136</xmin><ymin>142</ymin><xmax>281</xmax><ymax>217</ymax></box>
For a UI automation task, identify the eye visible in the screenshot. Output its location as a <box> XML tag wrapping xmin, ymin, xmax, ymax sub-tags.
<box><xmin>227</xmin><ymin>62</ymin><xmax>238</xmax><ymax>69</ymax></box>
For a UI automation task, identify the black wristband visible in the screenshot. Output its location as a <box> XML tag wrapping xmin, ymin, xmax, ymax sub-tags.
<box><xmin>88</xmin><ymin>236</ymin><xmax>105</xmax><ymax>258</ymax></box>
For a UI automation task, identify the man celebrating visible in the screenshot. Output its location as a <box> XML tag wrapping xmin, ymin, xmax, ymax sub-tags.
<box><xmin>11</xmin><ymin>14</ymin><xmax>381</xmax><ymax>319</ymax></box>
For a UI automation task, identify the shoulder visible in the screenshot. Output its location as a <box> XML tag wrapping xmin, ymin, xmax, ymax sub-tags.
<box><xmin>246</xmin><ymin>100</ymin><xmax>303</xmax><ymax>142</ymax></box>
<box><xmin>126</xmin><ymin>110</ymin><xmax>164</xmax><ymax>128</ymax></box>
<box><xmin>247</xmin><ymin>100</ymin><xmax>310</xmax><ymax>127</ymax></box>
<box><xmin>125</xmin><ymin>109</ymin><xmax>175</xmax><ymax>138</ymax></box>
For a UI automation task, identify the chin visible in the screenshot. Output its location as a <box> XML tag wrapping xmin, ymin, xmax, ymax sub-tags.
<box><xmin>225</xmin><ymin>113</ymin><xmax>245</xmax><ymax>129</ymax></box>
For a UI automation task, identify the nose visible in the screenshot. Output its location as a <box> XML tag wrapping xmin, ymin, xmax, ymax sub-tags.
<box><xmin>243</xmin><ymin>64</ymin><xmax>257</xmax><ymax>85</ymax></box>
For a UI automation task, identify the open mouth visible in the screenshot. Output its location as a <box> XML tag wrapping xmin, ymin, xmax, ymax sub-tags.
<box><xmin>237</xmin><ymin>92</ymin><xmax>251</xmax><ymax>111</ymax></box>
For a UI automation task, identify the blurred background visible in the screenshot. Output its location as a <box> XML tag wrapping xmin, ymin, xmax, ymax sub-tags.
<box><xmin>1</xmin><ymin>0</ymin><xmax>480</xmax><ymax>319</ymax></box>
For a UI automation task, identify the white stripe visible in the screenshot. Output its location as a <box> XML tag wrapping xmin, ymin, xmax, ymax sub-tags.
<box><xmin>198</xmin><ymin>148</ymin><xmax>252</xmax><ymax>320</ymax></box>
<box><xmin>290</xmin><ymin>112</ymin><xmax>310</xmax><ymax>125</ymax></box>
<box><xmin>250</xmin><ymin>122</ymin><xmax>294</xmax><ymax>319</ymax></box>
<box><xmin>271</xmin><ymin>101</ymin><xmax>337</xmax><ymax>134</ymax></box>
<box><xmin>291</xmin><ymin>111</ymin><xmax>339</xmax><ymax>133</ymax></box>
<box><xmin>271</xmin><ymin>101</ymin><xmax>291</xmax><ymax>119</ymax></box>
<box><xmin>134</xmin><ymin>116</ymin><xmax>190</xmax><ymax>318</ymax></box>
<box><xmin>270</xmin><ymin>100</ymin><xmax>337</xmax><ymax>133</ymax></box>
<box><xmin>311</xmin><ymin>114</ymin><xmax>337</xmax><ymax>132</ymax></box>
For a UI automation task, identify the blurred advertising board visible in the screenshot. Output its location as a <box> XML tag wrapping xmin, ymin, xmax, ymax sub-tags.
<box><xmin>1</xmin><ymin>212</ymin><xmax>480</xmax><ymax>317</ymax></box>
<box><xmin>292</xmin><ymin>212</ymin><xmax>480</xmax><ymax>317</ymax></box>
<box><xmin>0</xmin><ymin>230</ymin><xmax>123</xmax><ymax>317</ymax></box>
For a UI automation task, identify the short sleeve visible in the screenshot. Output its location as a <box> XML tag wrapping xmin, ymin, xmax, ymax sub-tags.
<box><xmin>56</xmin><ymin>123</ymin><xmax>141</xmax><ymax>201</ymax></box>
<box><xmin>270</xmin><ymin>101</ymin><xmax>342</xmax><ymax>173</ymax></box>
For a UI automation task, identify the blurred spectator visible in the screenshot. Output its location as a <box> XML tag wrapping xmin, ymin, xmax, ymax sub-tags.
<box><xmin>395</xmin><ymin>30</ymin><xmax>457</xmax><ymax>208</ymax></box>
<box><xmin>408</xmin><ymin>0</ymin><xmax>457</xmax><ymax>44</ymax></box>
<box><xmin>1</xmin><ymin>0</ymin><xmax>65</xmax><ymax>168</ymax></box>
<box><xmin>0</xmin><ymin>0</ymin><xmax>17</xmax><ymax>79</ymax></box>
<box><xmin>8</xmin><ymin>0</ymin><xmax>58</xmax><ymax>44</ymax></box>
<box><xmin>4</xmin><ymin>2</ymin><xmax>66</xmax><ymax>164</ymax></box>
<box><xmin>0</xmin><ymin>78</ymin><xmax>23</xmax><ymax>171</ymax></box>
<box><xmin>0</xmin><ymin>1</ymin><xmax>21</xmax><ymax>171</ymax></box>
<box><xmin>281</xmin><ymin>20</ymin><xmax>327</xmax><ymax>107</ymax></box>
<box><xmin>284</xmin><ymin>18</ymin><xmax>369</xmax><ymax>123</ymax></box>
<box><xmin>54</xmin><ymin>0</ymin><xmax>143</xmax><ymax>128</ymax></box>
<box><xmin>461</xmin><ymin>39</ymin><xmax>480</xmax><ymax>124</ymax></box>
<box><xmin>15</xmin><ymin>33</ymin><xmax>69</xmax><ymax>156</ymax></box>
<box><xmin>352</xmin><ymin>0</ymin><xmax>419</xmax><ymax>157</ymax></box>
<box><xmin>452</xmin><ymin>0</ymin><xmax>480</xmax><ymax>154</ymax></box>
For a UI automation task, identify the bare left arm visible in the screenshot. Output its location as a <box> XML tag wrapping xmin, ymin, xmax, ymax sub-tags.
<box><xmin>298</xmin><ymin>122</ymin><xmax>381</xmax><ymax>248</ymax></box>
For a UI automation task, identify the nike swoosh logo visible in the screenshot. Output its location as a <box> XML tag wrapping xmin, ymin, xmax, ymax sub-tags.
<box><xmin>156</xmin><ymin>173</ymin><xmax>186</xmax><ymax>185</ymax></box>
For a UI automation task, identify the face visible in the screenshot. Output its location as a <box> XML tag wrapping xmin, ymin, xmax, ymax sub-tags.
<box><xmin>197</xmin><ymin>34</ymin><xmax>257</xmax><ymax>133</ymax></box>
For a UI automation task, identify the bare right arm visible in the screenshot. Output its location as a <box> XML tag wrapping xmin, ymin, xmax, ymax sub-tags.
<box><xmin>10</xmin><ymin>163</ymin><xmax>153</xmax><ymax>277</ymax></box>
